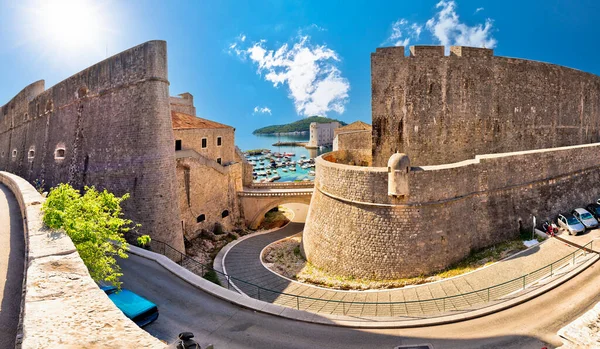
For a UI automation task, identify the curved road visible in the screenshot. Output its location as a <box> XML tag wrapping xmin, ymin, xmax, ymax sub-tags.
<box><xmin>120</xmin><ymin>245</ymin><xmax>600</xmax><ymax>348</ymax></box>
<box><xmin>0</xmin><ymin>183</ymin><xmax>25</xmax><ymax>348</ymax></box>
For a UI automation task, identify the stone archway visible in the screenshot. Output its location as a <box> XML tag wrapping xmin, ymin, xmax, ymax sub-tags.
<box><xmin>241</xmin><ymin>195</ymin><xmax>312</xmax><ymax>229</ymax></box>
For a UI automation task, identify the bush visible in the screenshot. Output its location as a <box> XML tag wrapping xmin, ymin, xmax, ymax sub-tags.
<box><xmin>42</xmin><ymin>183</ymin><xmax>134</xmax><ymax>288</ymax></box>
<box><xmin>136</xmin><ymin>235</ymin><xmax>151</xmax><ymax>248</ymax></box>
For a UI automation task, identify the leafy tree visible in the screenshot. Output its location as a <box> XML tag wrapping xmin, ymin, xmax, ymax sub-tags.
<box><xmin>42</xmin><ymin>183</ymin><xmax>134</xmax><ymax>288</ymax></box>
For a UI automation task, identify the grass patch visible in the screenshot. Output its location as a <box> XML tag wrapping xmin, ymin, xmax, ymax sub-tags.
<box><xmin>203</xmin><ymin>269</ymin><xmax>222</xmax><ymax>286</ymax></box>
<box><xmin>263</xmin><ymin>235</ymin><xmax>532</xmax><ymax>290</ymax></box>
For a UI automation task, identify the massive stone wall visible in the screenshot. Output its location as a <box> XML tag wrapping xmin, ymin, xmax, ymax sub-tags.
<box><xmin>302</xmin><ymin>144</ymin><xmax>600</xmax><ymax>279</ymax></box>
<box><xmin>372</xmin><ymin>45</ymin><xmax>600</xmax><ymax>167</ymax></box>
<box><xmin>0</xmin><ymin>41</ymin><xmax>183</xmax><ymax>251</ymax></box>
<box><xmin>176</xmin><ymin>150</ymin><xmax>244</xmax><ymax>239</ymax></box>
<box><xmin>333</xmin><ymin>130</ymin><xmax>372</xmax><ymax>152</ymax></box>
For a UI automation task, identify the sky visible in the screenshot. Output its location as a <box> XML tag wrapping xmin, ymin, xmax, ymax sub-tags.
<box><xmin>0</xmin><ymin>0</ymin><xmax>599</xmax><ymax>136</ymax></box>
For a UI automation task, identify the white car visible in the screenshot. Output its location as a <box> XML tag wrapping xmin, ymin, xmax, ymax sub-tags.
<box><xmin>557</xmin><ymin>213</ymin><xmax>586</xmax><ymax>235</ymax></box>
<box><xmin>572</xmin><ymin>208</ymin><xmax>599</xmax><ymax>229</ymax></box>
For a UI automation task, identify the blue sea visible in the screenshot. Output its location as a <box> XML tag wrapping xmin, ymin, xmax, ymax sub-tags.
<box><xmin>236</xmin><ymin>132</ymin><xmax>332</xmax><ymax>182</ymax></box>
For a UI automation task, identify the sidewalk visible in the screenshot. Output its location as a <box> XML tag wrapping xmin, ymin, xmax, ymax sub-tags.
<box><xmin>219</xmin><ymin>225</ymin><xmax>595</xmax><ymax>317</ymax></box>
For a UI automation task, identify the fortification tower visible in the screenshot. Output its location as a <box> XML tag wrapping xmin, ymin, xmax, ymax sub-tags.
<box><xmin>302</xmin><ymin>45</ymin><xmax>600</xmax><ymax>279</ymax></box>
<box><xmin>0</xmin><ymin>41</ymin><xmax>184</xmax><ymax>251</ymax></box>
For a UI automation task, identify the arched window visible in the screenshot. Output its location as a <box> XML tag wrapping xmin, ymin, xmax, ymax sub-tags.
<box><xmin>221</xmin><ymin>210</ymin><xmax>229</xmax><ymax>218</ymax></box>
<box><xmin>28</xmin><ymin>148</ymin><xmax>35</xmax><ymax>160</ymax></box>
<box><xmin>12</xmin><ymin>149</ymin><xmax>17</xmax><ymax>158</ymax></box>
<box><xmin>196</xmin><ymin>214</ymin><xmax>205</xmax><ymax>223</ymax></box>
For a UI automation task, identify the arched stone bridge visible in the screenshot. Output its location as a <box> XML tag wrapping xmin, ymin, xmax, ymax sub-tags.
<box><xmin>238</xmin><ymin>182</ymin><xmax>314</xmax><ymax>229</ymax></box>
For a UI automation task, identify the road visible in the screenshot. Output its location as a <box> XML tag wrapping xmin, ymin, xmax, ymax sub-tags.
<box><xmin>120</xmin><ymin>246</ymin><xmax>600</xmax><ymax>348</ymax></box>
<box><xmin>0</xmin><ymin>183</ymin><xmax>25</xmax><ymax>349</ymax></box>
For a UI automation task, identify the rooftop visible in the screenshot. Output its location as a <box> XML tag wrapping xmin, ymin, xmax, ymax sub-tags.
<box><xmin>171</xmin><ymin>111</ymin><xmax>232</xmax><ymax>130</ymax></box>
<box><xmin>336</xmin><ymin>121</ymin><xmax>371</xmax><ymax>132</ymax></box>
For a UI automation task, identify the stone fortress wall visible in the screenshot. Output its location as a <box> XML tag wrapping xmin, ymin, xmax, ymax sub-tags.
<box><xmin>0</xmin><ymin>41</ymin><xmax>184</xmax><ymax>251</ymax></box>
<box><xmin>372</xmin><ymin>45</ymin><xmax>600</xmax><ymax>167</ymax></box>
<box><xmin>303</xmin><ymin>45</ymin><xmax>600</xmax><ymax>279</ymax></box>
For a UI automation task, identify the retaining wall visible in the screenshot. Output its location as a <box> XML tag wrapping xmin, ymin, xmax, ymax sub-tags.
<box><xmin>302</xmin><ymin>144</ymin><xmax>600</xmax><ymax>279</ymax></box>
<box><xmin>0</xmin><ymin>171</ymin><xmax>163</xmax><ymax>348</ymax></box>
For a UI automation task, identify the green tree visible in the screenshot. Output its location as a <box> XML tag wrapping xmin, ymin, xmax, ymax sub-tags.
<box><xmin>42</xmin><ymin>183</ymin><xmax>134</xmax><ymax>288</ymax></box>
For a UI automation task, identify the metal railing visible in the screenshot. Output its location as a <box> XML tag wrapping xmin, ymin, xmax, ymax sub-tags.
<box><xmin>131</xmin><ymin>233</ymin><xmax>595</xmax><ymax>317</ymax></box>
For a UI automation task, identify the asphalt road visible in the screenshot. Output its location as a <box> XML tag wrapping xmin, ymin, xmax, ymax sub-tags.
<box><xmin>0</xmin><ymin>183</ymin><xmax>25</xmax><ymax>349</ymax></box>
<box><xmin>119</xmin><ymin>247</ymin><xmax>600</xmax><ymax>349</ymax></box>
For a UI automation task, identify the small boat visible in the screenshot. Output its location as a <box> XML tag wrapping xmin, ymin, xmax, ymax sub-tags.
<box><xmin>284</xmin><ymin>152</ymin><xmax>295</xmax><ymax>156</ymax></box>
<box><xmin>290</xmin><ymin>167</ymin><xmax>296</xmax><ymax>171</ymax></box>
<box><xmin>282</xmin><ymin>168</ymin><xmax>288</xmax><ymax>172</ymax></box>
<box><xmin>308</xmin><ymin>171</ymin><xmax>316</xmax><ymax>176</ymax></box>
<box><xmin>266</xmin><ymin>169</ymin><xmax>272</xmax><ymax>175</ymax></box>
<box><xmin>300</xmin><ymin>155</ymin><xmax>306</xmax><ymax>158</ymax></box>
<box><xmin>302</xmin><ymin>178</ymin><xmax>310</xmax><ymax>182</ymax></box>
<box><xmin>301</xmin><ymin>164</ymin><xmax>309</xmax><ymax>169</ymax></box>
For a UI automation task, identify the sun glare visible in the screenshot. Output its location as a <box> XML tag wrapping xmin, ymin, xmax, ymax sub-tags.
<box><xmin>19</xmin><ymin>0</ymin><xmax>115</xmax><ymax>65</ymax></box>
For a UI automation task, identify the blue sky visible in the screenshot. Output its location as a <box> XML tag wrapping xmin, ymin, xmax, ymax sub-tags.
<box><xmin>0</xmin><ymin>0</ymin><xmax>599</xmax><ymax>136</ymax></box>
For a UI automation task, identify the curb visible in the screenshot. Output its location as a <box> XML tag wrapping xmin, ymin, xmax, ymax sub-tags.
<box><xmin>128</xmin><ymin>243</ymin><xmax>599</xmax><ymax>329</ymax></box>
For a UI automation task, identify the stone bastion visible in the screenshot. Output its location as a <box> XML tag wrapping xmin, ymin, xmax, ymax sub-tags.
<box><xmin>302</xmin><ymin>144</ymin><xmax>600</xmax><ymax>279</ymax></box>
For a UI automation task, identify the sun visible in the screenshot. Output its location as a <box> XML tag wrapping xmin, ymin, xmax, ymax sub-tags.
<box><xmin>18</xmin><ymin>0</ymin><xmax>115</xmax><ymax>65</ymax></box>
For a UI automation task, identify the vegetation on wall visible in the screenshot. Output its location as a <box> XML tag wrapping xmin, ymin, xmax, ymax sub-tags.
<box><xmin>42</xmin><ymin>183</ymin><xmax>135</xmax><ymax>288</ymax></box>
<box><xmin>252</xmin><ymin>116</ymin><xmax>347</xmax><ymax>134</ymax></box>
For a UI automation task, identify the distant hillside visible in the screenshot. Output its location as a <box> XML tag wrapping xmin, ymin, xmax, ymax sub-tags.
<box><xmin>253</xmin><ymin>116</ymin><xmax>347</xmax><ymax>135</ymax></box>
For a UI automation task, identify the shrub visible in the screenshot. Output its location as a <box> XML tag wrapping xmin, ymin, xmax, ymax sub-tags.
<box><xmin>136</xmin><ymin>235</ymin><xmax>151</xmax><ymax>248</ymax></box>
<box><xmin>42</xmin><ymin>183</ymin><xmax>134</xmax><ymax>288</ymax></box>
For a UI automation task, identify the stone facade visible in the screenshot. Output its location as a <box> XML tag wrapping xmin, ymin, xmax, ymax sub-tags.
<box><xmin>307</xmin><ymin>121</ymin><xmax>340</xmax><ymax>148</ymax></box>
<box><xmin>371</xmin><ymin>45</ymin><xmax>600</xmax><ymax>167</ymax></box>
<box><xmin>303</xmin><ymin>45</ymin><xmax>600</xmax><ymax>279</ymax></box>
<box><xmin>333</xmin><ymin>121</ymin><xmax>372</xmax><ymax>151</ymax></box>
<box><xmin>0</xmin><ymin>41</ymin><xmax>183</xmax><ymax>251</ymax></box>
<box><xmin>172</xmin><ymin>107</ymin><xmax>248</xmax><ymax>239</ymax></box>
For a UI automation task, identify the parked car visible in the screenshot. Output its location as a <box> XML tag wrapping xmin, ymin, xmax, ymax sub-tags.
<box><xmin>101</xmin><ymin>285</ymin><xmax>159</xmax><ymax>327</ymax></box>
<box><xmin>572</xmin><ymin>208</ymin><xmax>599</xmax><ymax>229</ymax></box>
<box><xmin>557</xmin><ymin>213</ymin><xmax>586</xmax><ymax>235</ymax></box>
<box><xmin>587</xmin><ymin>203</ymin><xmax>600</xmax><ymax>220</ymax></box>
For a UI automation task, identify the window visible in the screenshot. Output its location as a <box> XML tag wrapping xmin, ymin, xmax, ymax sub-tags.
<box><xmin>217</xmin><ymin>137</ymin><xmax>222</xmax><ymax>146</ymax></box>
<box><xmin>55</xmin><ymin>148</ymin><xmax>65</xmax><ymax>159</ymax></box>
<box><xmin>196</xmin><ymin>214</ymin><xmax>205</xmax><ymax>223</ymax></box>
<box><xmin>201</xmin><ymin>138</ymin><xmax>207</xmax><ymax>148</ymax></box>
<box><xmin>24</xmin><ymin>113</ymin><xmax>28</xmax><ymax>121</ymax></box>
<box><xmin>217</xmin><ymin>158</ymin><xmax>222</xmax><ymax>165</ymax></box>
<box><xmin>175</xmin><ymin>140</ymin><xmax>182</xmax><ymax>151</ymax></box>
<box><xmin>12</xmin><ymin>149</ymin><xmax>17</xmax><ymax>158</ymax></box>
<box><xmin>28</xmin><ymin>148</ymin><xmax>35</xmax><ymax>160</ymax></box>
<box><xmin>221</xmin><ymin>210</ymin><xmax>229</xmax><ymax>218</ymax></box>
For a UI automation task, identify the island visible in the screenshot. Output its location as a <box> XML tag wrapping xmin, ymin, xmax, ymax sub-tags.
<box><xmin>252</xmin><ymin>115</ymin><xmax>347</xmax><ymax>135</ymax></box>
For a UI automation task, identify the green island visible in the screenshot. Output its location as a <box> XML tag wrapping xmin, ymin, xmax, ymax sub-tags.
<box><xmin>252</xmin><ymin>115</ymin><xmax>347</xmax><ymax>135</ymax></box>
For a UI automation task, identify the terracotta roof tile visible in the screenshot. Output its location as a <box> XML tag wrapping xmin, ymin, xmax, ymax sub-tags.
<box><xmin>171</xmin><ymin>111</ymin><xmax>232</xmax><ymax>130</ymax></box>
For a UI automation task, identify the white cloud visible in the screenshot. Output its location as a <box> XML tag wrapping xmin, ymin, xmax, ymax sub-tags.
<box><xmin>426</xmin><ymin>1</ymin><xmax>496</xmax><ymax>50</ymax></box>
<box><xmin>253</xmin><ymin>106</ymin><xmax>272</xmax><ymax>115</ymax></box>
<box><xmin>385</xmin><ymin>19</ymin><xmax>422</xmax><ymax>47</ymax></box>
<box><xmin>227</xmin><ymin>33</ymin><xmax>248</xmax><ymax>57</ymax></box>
<box><xmin>235</xmin><ymin>35</ymin><xmax>350</xmax><ymax>117</ymax></box>
<box><xmin>384</xmin><ymin>1</ymin><xmax>497</xmax><ymax>52</ymax></box>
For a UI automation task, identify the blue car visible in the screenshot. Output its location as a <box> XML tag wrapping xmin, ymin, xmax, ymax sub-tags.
<box><xmin>101</xmin><ymin>285</ymin><xmax>159</xmax><ymax>327</ymax></box>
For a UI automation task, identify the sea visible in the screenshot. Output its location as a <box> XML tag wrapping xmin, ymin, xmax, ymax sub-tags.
<box><xmin>236</xmin><ymin>132</ymin><xmax>332</xmax><ymax>182</ymax></box>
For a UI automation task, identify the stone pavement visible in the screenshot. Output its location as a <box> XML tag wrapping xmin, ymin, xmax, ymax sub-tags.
<box><xmin>221</xmin><ymin>223</ymin><xmax>594</xmax><ymax>318</ymax></box>
<box><xmin>0</xmin><ymin>183</ymin><xmax>24</xmax><ymax>349</ymax></box>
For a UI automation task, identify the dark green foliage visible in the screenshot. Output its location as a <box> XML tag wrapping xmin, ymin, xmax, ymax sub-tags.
<box><xmin>252</xmin><ymin>116</ymin><xmax>347</xmax><ymax>134</ymax></box>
